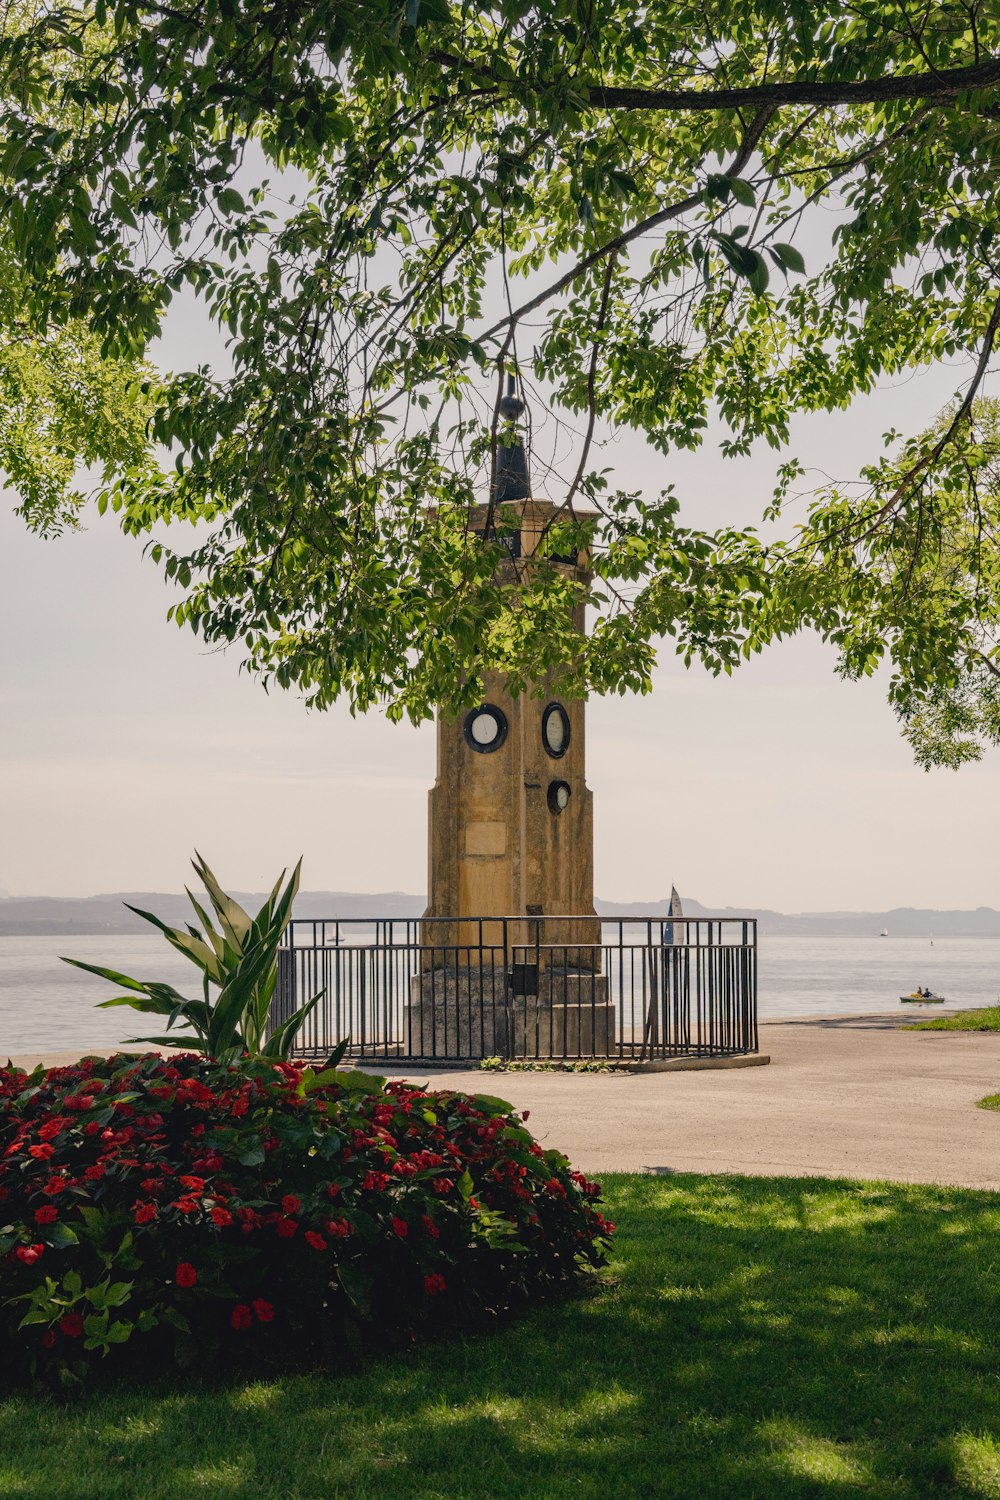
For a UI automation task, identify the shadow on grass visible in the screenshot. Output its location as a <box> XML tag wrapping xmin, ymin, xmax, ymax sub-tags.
<box><xmin>3</xmin><ymin>1174</ymin><xmax>1000</xmax><ymax>1499</ymax></box>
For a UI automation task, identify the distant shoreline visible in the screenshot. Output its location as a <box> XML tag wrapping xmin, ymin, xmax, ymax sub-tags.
<box><xmin>2</xmin><ymin>892</ymin><xmax>1000</xmax><ymax>940</ymax></box>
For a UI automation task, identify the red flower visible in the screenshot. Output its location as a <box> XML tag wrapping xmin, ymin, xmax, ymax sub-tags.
<box><xmin>252</xmin><ymin>1298</ymin><xmax>274</xmax><ymax>1323</ymax></box>
<box><xmin>304</xmin><ymin>1230</ymin><xmax>327</xmax><ymax>1251</ymax></box>
<box><xmin>84</xmin><ymin>1164</ymin><xmax>105</xmax><ymax>1181</ymax></box>
<box><xmin>134</xmin><ymin>1202</ymin><xmax>157</xmax><ymax>1225</ymax></box>
<box><xmin>41</xmin><ymin>1329</ymin><xmax>57</xmax><ymax>1349</ymax></box>
<box><xmin>59</xmin><ymin>1312</ymin><xmax>85</xmax><ymax>1338</ymax></box>
<box><xmin>236</xmin><ymin>1207</ymin><xmax>259</xmax><ymax>1234</ymax></box>
<box><xmin>281</xmin><ymin>1194</ymin><xmax>301</xmax><ymax>1215</ymax></box>
<box><xmin>362</xmin><ymin>1171</ymin><xmax>390</xmax><ymax>1192</ymax></box>
<box><xmin>230</xmin><ymin>1303</ymin><xmax>253</xmax><ymax>1331</ymax></box>
<box><xmin>324</xmin><ymin>1183</ymin><xmax>341</xmax><ymax>1200</ymax></box>
<box><xmin>41</xmin><ymin>1177</ymin><xmax>66</xmax><ymax>1196</ymax></box>
<box><xmin>324</xmin><ymin>1218</ymin><xmax>352</xmax><ymax>1239</ymax></box>
<box><xmin>179</xmin><ymin>1175</ymin><xmax>205</xmax><ymax>1192</ymax></box>
<box><xmin>175</xmin><ymin>1262</ymin><xmax>198</xmax><ymax>1288</ymax></box>
<box><xmin>421</xmin><ymin>1214</ymin><xmax>441</xmax><ymax>1240</ymax></box>
<box><xmin>210</xmin><ymin>1206</ymin><xmax>233</xmax><ymax>1227</ymax></box>
<box><xmin>391</xmin><ymin>1216</ymin><xmax>408</xmax><ymax>1238</ymax></box>
<box><xmin>275</xmin><ymin>1216</ymin><xmax>298</xmax><ymax>1239</ymax></box>
<box><xmin>34</xmin><ymin>1205</ymin><xmax>58</xmax><ymax>1225</ymax></box>
<box><xmin>432</xmin><ymin>1178</ymin><xmax>454</xmax><ymax>1196</ymax></box>
<box><xmin>15</xmin><ymin>1243</ymin><xmax>44</xmax><ymax>1265</ymax></box>
<box><xmin>423</xmin><ymin>1273</ymin><xmax>447</xmax><ymax>1296</ymax></box>
<box><xmin>28</xmin><ymin>1143</ymin><xmax>54</xmax><ymax>1160</ymax></box>
<box><xmin>173</xmin><ymin>1195</ymin><xmax>201</xmax><ymax>1214</ymax></box>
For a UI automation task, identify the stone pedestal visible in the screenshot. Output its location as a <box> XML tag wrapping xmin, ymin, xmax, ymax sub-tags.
<box><xmin>530</xmin><ymin>970</ymin><xmax>614</xmax><ymax>1056</ymax></box>
<box><xmin>407</xmin><ymin>968</ymin><xmax>615</xmax><ymax>1060</ymax></box>
<box><xmin>406</xmin><ymin>969</ymin><xmax>514</xmax><ymax>1058</ymax></box>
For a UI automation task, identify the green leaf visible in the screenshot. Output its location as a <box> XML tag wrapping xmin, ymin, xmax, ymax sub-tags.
<box><xmin>332</xmin><ymin>1069</ymin><xmax>384</xmax><ymax>1092</ymax></box>
<box><xmin>469</xmin><ymin>1094</ymin><xmax>514</xmax><ymax>1116</ymax></box>
<box><xmin>60</xmin><ymin>958</ymin><xmax>149</xmax><ymax>992</ymax></box>
<box><xmin>321</xmin><ymin>1038</ymin><xmax>351</xmax><ymax>1072</ymax></box>
<box><xmin>47</xmin><ymin>1222</ymin><xmax>79</xmax><ymax>1249</ymax></box>
<box><xmin>746</xmin><ymin>253</ymin><xmax>770</xmax><ymax>295</ymax></box>
<box><xmin>728</xmin><ymin>179</ymin><xmax>756</xmax><ymax>207</ymax></box>
<box><xmin>771</xmin><ymin>242</ymin><xmax>806</xmax><ymax>275</ymax></box>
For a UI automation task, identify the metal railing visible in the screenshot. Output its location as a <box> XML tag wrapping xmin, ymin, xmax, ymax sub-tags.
<box><xmin>270</xmin><ymin>915</ymin><xmax>757</xmax><ymax>1064</ymax></box>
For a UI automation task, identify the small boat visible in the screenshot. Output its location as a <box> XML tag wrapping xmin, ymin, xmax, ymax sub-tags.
<box><xmin>880</xmin><ymin>928</ymin><xmax>889</xmax><ymax>937</ymax></box>
<box><xmin>899</xmin><ymin>991</ymin><xmax>946</xmax><ymax>1004</ymax></box>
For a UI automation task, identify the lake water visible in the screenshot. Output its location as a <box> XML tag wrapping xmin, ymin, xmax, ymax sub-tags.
<box><xmin>1</xmin><ymin>932</ymin><xmax>998</xmax><ymax>1057</ymax></box>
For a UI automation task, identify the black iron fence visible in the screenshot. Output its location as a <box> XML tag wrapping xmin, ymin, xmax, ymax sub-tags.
<box><xmin>270</xmin><ymin>915</ymin><xmax>757</xmax><ymax>1064</ymax></box>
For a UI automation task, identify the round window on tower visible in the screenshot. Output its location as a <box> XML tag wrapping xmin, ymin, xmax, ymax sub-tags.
<box><xmin>547</xmin><ymin>780</ymin><xmax>572</xmax><ymax>814</ymax></box>
<box><xmin>463</xmin><ymin>704</ymin><xmax>508</xmax><ymax>753</ymax></box>
<box><xmin>541</xmin><ymin>702</ymin><xmax>571</xmax><ymax>758</ymax></box>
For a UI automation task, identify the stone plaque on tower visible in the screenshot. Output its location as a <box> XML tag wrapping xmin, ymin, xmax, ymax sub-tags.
<box><xmin>408</xmin><ymin>378</ymin><xmax>613</xmax><ymax>1057</ymax></box>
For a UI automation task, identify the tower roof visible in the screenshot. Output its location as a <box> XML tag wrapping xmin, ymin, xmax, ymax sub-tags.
<box><xmin>492</xmin><ymin>373</ymin><xmax>530</xmax><ymax>504</ymax></box>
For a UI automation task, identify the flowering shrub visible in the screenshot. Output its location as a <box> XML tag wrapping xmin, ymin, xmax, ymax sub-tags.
<box><xmin>0</xmin><ymin>1053</ymin><xmax>612</xmax><ymax>1387</ymax></box>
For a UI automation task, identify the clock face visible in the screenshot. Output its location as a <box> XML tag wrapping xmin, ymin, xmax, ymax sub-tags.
<box><xmin>463</xmin><ymin>704</ymin><xmax>508</xmax><ymax>753</ymax></box>
<box><xmin>542</xmin><ymin>703</ymin><xmax>570</xmax><ymax>758</ymax></box>
<box><xmin>547</xmin><ymin>780</ymin><xmax>572</xmax><ymax>814</ymax></box>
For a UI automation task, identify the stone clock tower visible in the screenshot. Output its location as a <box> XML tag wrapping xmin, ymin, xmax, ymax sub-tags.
<box><xmin>410</xmin><ymin>379</ymin><xmax>612</xmax><ymax>1056</ymax></box>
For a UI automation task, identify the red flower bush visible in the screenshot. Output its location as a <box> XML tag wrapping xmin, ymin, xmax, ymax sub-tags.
<box><xmin>0</xmin><ymin>1053</ymin><xmax>611</xmax><ymax>1387</ymax></box>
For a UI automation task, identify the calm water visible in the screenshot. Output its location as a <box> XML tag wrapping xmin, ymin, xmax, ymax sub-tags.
<box><xmin>1</xmin><ymin>932</ymin><xmax>998</xmax><ymax>1056</ymax></box>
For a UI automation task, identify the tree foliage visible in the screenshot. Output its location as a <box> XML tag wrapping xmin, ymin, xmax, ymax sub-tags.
<box><xmin>0</xmin><ymin>5</ymin><xmax>151</xmax><ymax>535</ymax></box>
<box><xmin>2</xmin><ymin>0</ymin><xmax>1000</xmax><ymax>758</ymax></box>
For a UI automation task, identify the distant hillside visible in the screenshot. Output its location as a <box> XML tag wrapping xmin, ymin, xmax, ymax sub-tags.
<box><xmin>1</xmin><ymin>892</ymin><xmax>999</xmax><ymax>937</ymax></box>
<box><xmin>0</xmin><ymin>890</ymin><xmax>425</xmax><ymax>936</ymax></box>
<box><xmin>598</xmin><ymin>898</ymin><xmax>1000</xmax><ymax>937</ymax></box>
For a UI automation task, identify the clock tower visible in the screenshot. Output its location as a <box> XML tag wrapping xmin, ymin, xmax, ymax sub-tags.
<box><xmin>409</xmin><ymin>379</ymin><xmax>612</xmax><ymax>1057</ymax></box>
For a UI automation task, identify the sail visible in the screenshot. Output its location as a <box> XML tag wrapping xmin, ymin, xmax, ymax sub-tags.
<box><xmin>665</xmin><ymin>885</ymin><xmax>683</xmax><ymax>945</ymax></box>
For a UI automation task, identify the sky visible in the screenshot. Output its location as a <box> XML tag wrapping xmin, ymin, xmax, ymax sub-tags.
<box><xmin>3</xmin><ymin>342</ymin><xmax>998</xmax><ymax>914</ymax></box>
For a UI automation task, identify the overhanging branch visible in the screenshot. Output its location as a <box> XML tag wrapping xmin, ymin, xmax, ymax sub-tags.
<box><xmin>427</xmin><ymin>51</ymin><xmax>1000</xmax><ymax>115</ymax></box>
<box><xmin>588</xmin><ymin>57</ymin><xmax>1000</xmax><ymax>111</ymax></box>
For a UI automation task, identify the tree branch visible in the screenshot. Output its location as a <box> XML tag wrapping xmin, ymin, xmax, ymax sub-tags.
<box><xmin>427</xmin><ymin>51</ymin><xmax>1000</xmax><ymax>114</ymax></box>
<box><xmin>478</xmin><ymin>105</ymin><xmax>775</xmax><ymax>344</ymax></box>
<box><xmin>877</xmin><ymin>291</ymin><xmax>1000</xmax><ymax>518</ymax></box>
<box><xmin>586</xmin><ymin>57</ymin><xmax>1000</xmax><ymax>112</ymax></box>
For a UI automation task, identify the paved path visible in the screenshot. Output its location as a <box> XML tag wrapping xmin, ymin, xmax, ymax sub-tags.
<box><xmin>10</xmin><ymin>1014</ymin><xmax>1000</xmax><ymax>1189</ymax></box>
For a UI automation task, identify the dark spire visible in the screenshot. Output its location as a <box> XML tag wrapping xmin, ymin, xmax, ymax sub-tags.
<box><xmin>492</xmin><ymin>373</ymin><xmax>530</xmax><ymax>504</ymax></box>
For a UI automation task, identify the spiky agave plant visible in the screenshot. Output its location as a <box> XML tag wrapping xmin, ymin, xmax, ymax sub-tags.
<box><xmin>62</xmin><ymin>855</ymin><xmax>326</xmax><ymax>1064</ymax></box>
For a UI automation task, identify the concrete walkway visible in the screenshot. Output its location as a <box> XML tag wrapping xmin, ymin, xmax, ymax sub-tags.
<box><xmin>10</xmin><ymin>1013</ymin><xmax>1000</xmax><ymax>1190</ymax></box>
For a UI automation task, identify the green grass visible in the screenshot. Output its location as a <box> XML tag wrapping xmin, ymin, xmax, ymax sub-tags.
<box><xmin>977</xmin><ymin>1094</ymin><xmax>1000</xmax><ymax>1111</ymax></box>
<box><xmin>3</xmin><ymin>1174</ymin><xmax>1000</xmax><ymax>1499</ymax></box>
<box><xmin>906</xmin><ymin>1005</ymin><xmax>1000</xmax><ymax>1031</ymax></box>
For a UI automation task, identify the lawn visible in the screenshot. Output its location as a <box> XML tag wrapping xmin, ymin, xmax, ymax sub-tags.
<box><xmin>3</xmin><ymin>1173</ymin><xmax>1000</xmax><ymax>1500</ymax></box>
<box><xmin>906</xmin><ymin>1006</ymin><xmax>1000</xmax><ymax>1032</ymax></box>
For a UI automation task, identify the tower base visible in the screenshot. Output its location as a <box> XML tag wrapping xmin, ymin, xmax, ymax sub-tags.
<box><xmin>406</xmin><ymin>968</ymin><xmax>614</xmax><ymax>1060</ymax></box>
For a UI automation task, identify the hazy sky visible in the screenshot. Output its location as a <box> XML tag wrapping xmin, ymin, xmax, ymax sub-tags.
<box><xmin>2</xmin><ymin>296</ymin><xmax>998</xmax><ymax>912</ymax></box>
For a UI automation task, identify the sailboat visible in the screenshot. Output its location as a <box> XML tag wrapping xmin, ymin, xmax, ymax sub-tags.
<box><xmin>879</xmin><ymin>927</ymin><xmax>889</xmax><ymax>937</ymax></box>
<box><xmin>664</xmin><ymin>885</ymin><xmax>683</xmax><ymax>945</ymax></box>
